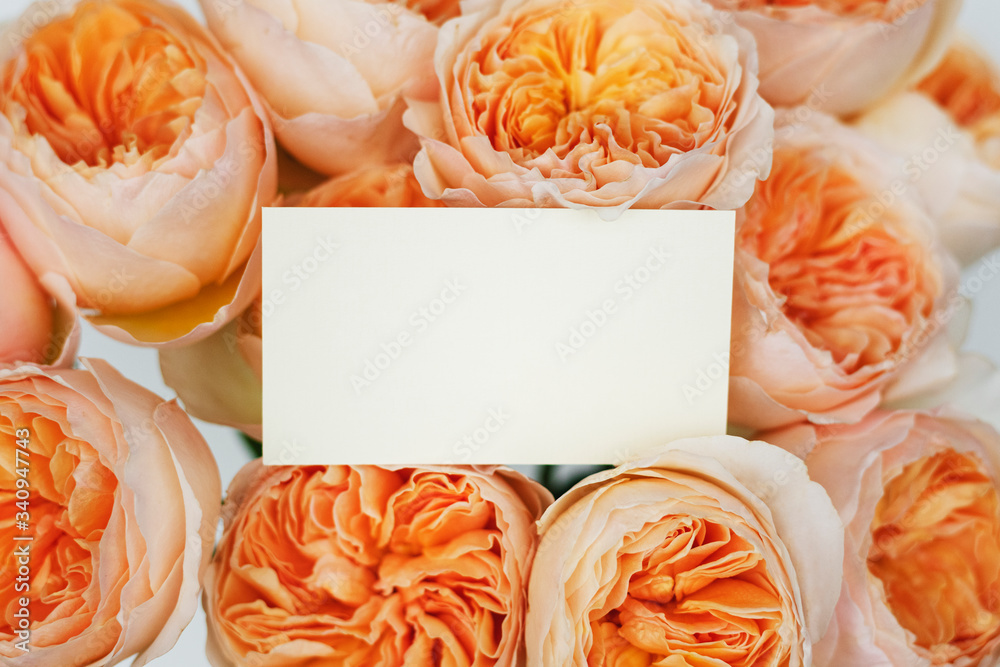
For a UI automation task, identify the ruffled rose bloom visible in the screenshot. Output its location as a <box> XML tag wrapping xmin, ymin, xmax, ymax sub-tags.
<box><xmin>706</xmin><ymin>0</ymin><xmax>961</xmax><ymax>115</ymax></box>
<box><xmin>160</xmin><ymin>164</ymin><xmax>441</xmax><ymax>438</ymax></box>
<box><xmin>199</xmin><ymin>0</ymin><xmax>446</xmax><ymax>175</ymax></box>
<box><xmin>766</xmin><ymin>410</ymin><xmax>1000</xmax><ymax>666</ymax></box>
<box><xmin>205</xmin><ymin>461</ymin><xmax>551</xmax><ymax>666</ymax></box>
<box><xmin>526</xmin><ymin>436</ymin><xmax>843</xmax><ymax>666</ymax></box>
<box><xmin>404</xmin><ymin>0</ymin><xmax>775</xmax><ymax>211</ymax></box>
<box><xmin>0</xmin><ymin>225</ymin><xmax>77</xmax><ymax>368</ymax></box>
<box><xmin>729</xmin><ymin>110</ymin><xmax>959</xmax><ymax>432</ymax></box>
<box><xmin>855</xmin><ymin>39</ymin><xmax>1000</xmax><ymax>265</ymax></box>
<box><xmin>0</xmin><ymin>0</ymin><xmax>277</xmax><ymax>347</ymax></box>
<box><xmin>0</xmin><ymin>359</ymin><xmax>221</xmax><ymax>666</ymax></box>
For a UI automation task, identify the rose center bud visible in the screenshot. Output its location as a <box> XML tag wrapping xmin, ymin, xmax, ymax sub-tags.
<box><xmin>868</xmin><ymin>450</ymin><xmax>1000</xmax><ymax>664</ymax></box>
<box><xmin>590</xmin><ymin>515</ymin><xmax>791</xmax><ymax>666</ymax></box>
<box><xmin>460</xmin><ymin>0</ymin><xmax>727</xmax><ymax>171</ymax></box>
<box><xmin>2</xmin><ymin>2</ymin><xmax>207</xmax><ymax>169</ymax></box>
<box><xmin>737</xmin><ymin>147</ymin><xmax>937</xmax><ymax>375</ymax></box>
<box><xmin>0</xmin><ymin>408</ymin><xmax>116</xmax><ymax>652</ymax></box>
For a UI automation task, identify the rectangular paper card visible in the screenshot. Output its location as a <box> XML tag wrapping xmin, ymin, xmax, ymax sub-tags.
<box><xmin>262</xmin><ymin>208</ymin><xmax>734</xmax><ymax>465</ymax></box>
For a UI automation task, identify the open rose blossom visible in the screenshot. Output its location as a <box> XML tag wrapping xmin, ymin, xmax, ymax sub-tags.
<box><xmin>766</xmin><ymin>410</ymin><xmax>1000</xmax><ymax>666</ymax></box>
<box><xmin>205</xmin><ymin>461</ymin><xmax>552</xmax><ymax>667</ymax></box>
<box><xmin>729</xmin><ymin>110</ymin><xmax>959</xmax><ymax>432</ymax></box>
<box><xmin>0</xmin><ymin>359</ymin><xmax>221</xmax><ymax>665</ymax></box>
<box><xmin>706</xmin><ymin>0</ymin><xmax>961</xmax><ymax>116</ymax></box>
<box><xmin>199</xmin><ymin>0</ymin><xmax>444</xmax><ymax>176</ymax></box>
<box><xmin>526</xmin><ymin>436</ymin><xmax>843</xmax><ymax>666</ymax></box>
<box><xmin>404</xmin><ymin>0</ymin><xmax>775</xmax><ymax>211</ymax></box>
<box><xmin>0</xmin><ymin>224</ymin><xmax>78</xmax><ymax>368</ymax></box>
<box><xmin>855</xmin><ymin>39</ymin><xmax>1000</xmax><ymax>266</ymax></box>
<box><xmin>0</xmin><ymin>0</ymin><xmax>277</xmax><ymax>347</ymax></box>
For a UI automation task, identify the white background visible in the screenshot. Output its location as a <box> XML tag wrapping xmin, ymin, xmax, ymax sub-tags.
<box><xmin>0</xmin><ymin>0</ymin><xmax>998</xmax><ymax>664</ymax></box>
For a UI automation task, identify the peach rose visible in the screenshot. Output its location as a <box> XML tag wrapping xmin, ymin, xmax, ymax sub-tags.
<box><xmin>706</xmin><ymin>0</ymin><xmax>961</xmax><ymax>115</ymax></box>
<box><xmin>205</xmin><ymin>461</ymin><xmax>551</xmax><ymax>667</ymax></box>
<box><xmin>526</xmin><ymin>436</ymin><xmax>843</xmax><ymax>666</ymax></box>
<box><xmin>0</xmin><ymin>0</ymin><xmax>277</xmax><ymax>346</ymax></box>
<box><xmin>199</xmin><ymin>0</ymin><xmax>446</xmax><ymax>175</ymax></box>
<box><xmin>0</xmin><ymin>358</ymin><xmax>221</xmax><ymax>666</ymax></box>
<box><xmin>854</xmin><ymin>39</ymin><xmax>1000</xmax><ymax>265</ymax></box>
<box><xmin>0</xmin><ymin>224</ymin><xmax>77</xmax><ymax>368</ymax></box>
<box><xmin>766</xmin><ymin>410</ymin><xmax>1000</xmax><ymax>666</ymax></box>
<box><xmin>729</xmin><ymin>110</ymin><xmax>959</xmax><ymax>431</ymax></box>
<box><xmin>404</xmin><ymin>0</ymin><xmax>775</xmax><ymax>211</ymax></box>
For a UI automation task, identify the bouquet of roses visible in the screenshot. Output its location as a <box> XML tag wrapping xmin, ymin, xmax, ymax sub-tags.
<box><xmin>2</xmin><ymin>0</ymin><xmax>1000</xmax><ymax>664</ymax></box>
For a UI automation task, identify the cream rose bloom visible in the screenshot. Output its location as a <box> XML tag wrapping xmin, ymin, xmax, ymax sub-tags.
<box><xmin>767</xmin><ymin>410</ymin><xmax>1000</xmax><ymax>666</ymax></box>
<box><xmin>205</xmin><ymin>461</ymin><xmax>551</xmax><ymax>667</ymax></box>
<box><xmin>0</xmin><ymin>359</ymin><xmax>221</xmax><ymax>666</ymax></box>
<box><xmin>0</xmin><ymin>224</ymin><xmax>77</xmax><ymax>368</ymax></box>
<box><xmin>706</xmin><ymin>0</ymin><xmax>961</xmax><ymax>115</ymax></box>
<box><xmin>526</xmin><ymin>436</ymin><xmax>843</xmax><ymax>666</ymax></box>
<box><xmin>0</xmin><ymin>0</ymin><xmax>276</xmax><ymax>346</ymax></box>
<box><xmin>729</xmin><ymin>110</ymin><xmax>959</xmax><ymax>431</ymax></box>
<box><xmin>199</xmin><ymin>0</ymin><xmax>448</xmax><ymax>175</ymax></box>
<box><xmin>855</xmin><ymin>39</ymin><xmax>1000</xmax><ymax>266</ymax></box>
<box><xmin>405</xmin><ymin>0</ymin><xmax>774</xmax><ymax>212</ymax></box>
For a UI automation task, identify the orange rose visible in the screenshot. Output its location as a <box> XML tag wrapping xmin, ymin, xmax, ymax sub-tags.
<box><xmin>405</xmin><ymin>0</ymin><xmax>775</xmax><ymax>211</ymax></box>
<box><xmin>0</xmin><ymin>359</ymin><xmax>221</xmax><ymax>665</ymax></box>
<box><xmin>0</xmin><ymin>224</ymin><xmax>77</xmax><ymax>369</ymax></box>
<box><xmin>526</xmin><ymin>436</ymin><xmax>843</xmax><ymax>666</ymax></box>
<box><xmin>0</xmin><ymin>0</ymin><xmax>277</xmax><ymax>346</ymax></box>
<box><xmin>729</xmin><ymin>110</ymin><xmax>958</xmax><ymax>431</ymax></box>
<box><xmin>767</xmin><ymin>410</ymin><xmax>1000</xmax><ymax>666</ymax></box>
<box><xmin>200</xmin><ymin>0</ymin><xmax>446</xmax><ymax>175</ymax></box>
<box><xmin>706</xmin><ymin>0</ymin><xmax>961</xmax><ymax>115</ymax></box>
<box><xmin>205</xmin><ymin>461</ymin><xmax>552</xmax><ymax>667</ymax></box>
<box><xmin>855</xmin><ymin>39</ymin><xmax>1000</xmax><ymax>265</ymax></box>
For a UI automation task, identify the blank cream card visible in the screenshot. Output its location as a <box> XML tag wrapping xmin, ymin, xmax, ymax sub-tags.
<box><xmin>262</xmin><ymin>208</ymin><xmax>734</xmax><ymax>465</ymax></box>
